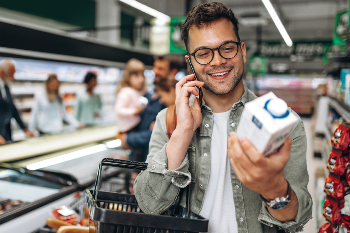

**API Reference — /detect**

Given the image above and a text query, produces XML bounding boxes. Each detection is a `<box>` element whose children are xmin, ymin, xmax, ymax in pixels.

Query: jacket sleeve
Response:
<box><xmin>12</xmin><ymin>100</ymin><xmax>26</xmax><ymax>130</ymax></box>
<box><xmin>258</xmin><ymin>115</ymin><xmax>313</xmax><ymax>232</ymax></box>
<box><xmin>134</xmin><ymin>109</ymin><xmax>192</xmax><ymax>214</ymax></box>
<box><xmin>126</xmin><ymin>130</ymin><xmax>152</xmax><ymax>148</ymax></box>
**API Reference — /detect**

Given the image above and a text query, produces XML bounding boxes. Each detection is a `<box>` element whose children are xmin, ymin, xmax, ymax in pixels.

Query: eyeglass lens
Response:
<box><xmin>194</xmin><ymin>42</ymin><xmax>239</xmax><ymax>65</ymax></box>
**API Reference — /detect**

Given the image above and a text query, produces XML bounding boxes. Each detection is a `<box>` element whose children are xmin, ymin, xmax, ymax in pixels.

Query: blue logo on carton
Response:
<box><xmin>252</xmin><ymin>116</ymin><xmax>262</xmax><ymax>129</ymax></box>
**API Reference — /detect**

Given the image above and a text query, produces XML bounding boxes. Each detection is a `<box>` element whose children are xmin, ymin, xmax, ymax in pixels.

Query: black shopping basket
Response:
<box><xmin>86</xmin><ymin>158</ymin><xmax>208</xmax><ymax>233</ymax></box>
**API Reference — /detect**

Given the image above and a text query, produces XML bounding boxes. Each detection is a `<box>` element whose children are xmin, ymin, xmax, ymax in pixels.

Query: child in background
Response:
<box><xmin>155</xmin><ymin>77</ymin><xmax>178</xmax><ymax>108</ymax></box>
<box><xmin>115</xmin><ymin>58</ymin><xmax>147</xmax><ymax>134</ymax></box>
<box><xmin>76</xmin><ymin>72</ymin><xmax>102</xmax><ymax>126</ymax></box>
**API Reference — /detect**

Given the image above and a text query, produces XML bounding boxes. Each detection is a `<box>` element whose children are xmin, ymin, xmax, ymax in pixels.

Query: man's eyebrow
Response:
<box><xmin>192</xmin><ymin>40</ymin><xmax>236</xmax><ymax>53</ymax></box>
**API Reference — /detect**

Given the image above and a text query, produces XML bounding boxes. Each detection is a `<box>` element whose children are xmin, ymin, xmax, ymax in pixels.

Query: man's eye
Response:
<box><xmin>197</xmin><ymin>52</ymin><xmax>210</xmax><ymax>57</ymax></box>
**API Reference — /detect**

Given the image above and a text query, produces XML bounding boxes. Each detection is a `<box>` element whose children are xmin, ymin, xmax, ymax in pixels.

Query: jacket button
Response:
<box><xmin>240</xmin><ymin>217</ymin><xmax>244</xmax><ymax>222</ymax></box>
<box><xmin>231</xmin><ymin>123</ymin><xmax>235</xmax><ymax>127</ymax></box>
<box><xmin>199</xmin><ymin>184</ymin><xmax>203</xmax><ymax>188</ymax></box>
<box><xmin>205</xmin><ymin>124</ymin><xmax>209</xmax><ymax>127</ymax></box>
<box><xmin>204</xmin><ymin>153</ymin><xmax>207</xmax><ymax>157</ymax></box>
<box><xmin>235</xmin><ymin>185</ymin><xmax>239</xmax><ymax>190</ymax></box>
<box><xmin>152</xmin><ymin>165</ymin><xmax>155</xmax><ymax>170</ymax></box>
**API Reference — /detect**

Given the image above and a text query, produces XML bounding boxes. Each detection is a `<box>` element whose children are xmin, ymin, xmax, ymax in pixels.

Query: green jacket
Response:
<box><xmin>134</xmin><ymin>85</ymin><xmax>312</xmax><ymax>233</ymax></box>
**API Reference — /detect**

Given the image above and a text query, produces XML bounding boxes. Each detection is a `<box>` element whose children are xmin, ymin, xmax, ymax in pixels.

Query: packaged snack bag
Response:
<box><xmin>323</xmin><ymin>197</ymin><xmax>342</xmax><ymax>225</ymax></box>
<box><xmin>327</xmin><ymin>149</ymin><xmax>350</xmax><ymax>176</ymax></box>
<box><xmin>340</xmin><ymin>223</ymin><xmax>350</xmax><ymax>233</ymax></box>
<box><xmin>324</xmin><ymin>174</ymin><xmax>346</xmax><ymax>200</ymax></box>
<box><xmin>332</xmin><ymin>123</ymin><xmax>350</xmax><ymax>152</ymax></box>
<box><xmin>318</xmin><ymin>222</ymin><xmax>336</xmax><ymax>233</ymax></box>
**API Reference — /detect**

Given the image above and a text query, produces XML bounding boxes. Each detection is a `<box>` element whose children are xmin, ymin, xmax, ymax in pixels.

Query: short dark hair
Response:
<box><xmin>84</xmin><ymin>72</ymin><xmax>97</xmax><ymax>84</ymax></box>
<box><xmin>154</xmin><ymin>55</ymin><xmax>183</xmax><ymax>71</ymax></box>
<box><xmin>155</xmin><ymin>76</ymin><xmax>179</xmax><ymax>93</ymax></box>
<box><xmin>181</xmin><ymin>2</ymin><xmax>240</xmax><ymax>52</ymax></box>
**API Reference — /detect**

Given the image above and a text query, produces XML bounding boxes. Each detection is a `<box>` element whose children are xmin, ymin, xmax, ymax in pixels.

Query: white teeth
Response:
<box><xmin>211</xmin><ymin>71</ymin><xmax>228</xmax><ymax>76</ymax></box>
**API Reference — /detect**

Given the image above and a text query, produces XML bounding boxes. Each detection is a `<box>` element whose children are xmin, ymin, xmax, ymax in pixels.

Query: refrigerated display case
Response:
<box><xmin>0</xmin><ymin>138</ymin><xmax>129</xmax><ymax>233</ymax></box>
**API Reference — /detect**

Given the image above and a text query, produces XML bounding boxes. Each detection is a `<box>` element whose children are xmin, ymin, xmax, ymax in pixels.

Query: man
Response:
<box><xmin>0</xmin><ymin>58</ymin><xmax>34</xmax><ymax>144</ymax></box>
<box><xmin>120</xmin><ymin>55</ymin><xmax>183</xmax><ymax>163</ymax></box>
<box><xmin>134</xmin><ymin>2</ymin><xmax>312</xmax><ymax>233</ymax></box>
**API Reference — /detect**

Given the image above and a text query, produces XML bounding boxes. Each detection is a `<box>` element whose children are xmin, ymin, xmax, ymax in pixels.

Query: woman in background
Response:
<box><xmin>115</xmin><ymin>58</ymin><xmax>147</xmax><ymax>134</ymax></box>
<box><xmin>29</xmin><ymin>74</ymin><xmax>82</xmax><ymax>134</ymax></box>
<box><xmin>76</xmin><ymin>72</ymin><xmax>102</xmax><ymax>126</ymax></box>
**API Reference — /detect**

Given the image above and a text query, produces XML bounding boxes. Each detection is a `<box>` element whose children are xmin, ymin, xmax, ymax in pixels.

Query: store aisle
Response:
<box><xmin>302</xmin><ymin>118</ymin><xmax>324</xmax><ymax>233</ymax></box>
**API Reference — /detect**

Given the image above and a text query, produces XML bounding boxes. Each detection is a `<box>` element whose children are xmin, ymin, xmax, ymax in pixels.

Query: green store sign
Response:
<box><xmin>249</xmin><ymin>56</ymin><xmax>268</xmax><ymax>75</ymax></box>
<box><xmin>169</xmin><ymin>17</ymin><xmax>187</xmax><ymax>54</ymax></box>
<box><xmin>334</xmin><ymin>10</ymin><xmax>348</xmax><ymax>46</ymax></box>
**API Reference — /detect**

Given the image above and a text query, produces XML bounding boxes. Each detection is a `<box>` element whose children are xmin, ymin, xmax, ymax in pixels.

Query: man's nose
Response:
<box><xmin>209</xmin><ymin>50</ymin><xmax>226</xmax><ymax>66</ymax></box>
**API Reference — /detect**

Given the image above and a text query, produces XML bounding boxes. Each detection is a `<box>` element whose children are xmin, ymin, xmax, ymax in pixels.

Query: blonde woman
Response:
<box><xmin>115</xmin><ymin>58</ymin><xmax>147</xmax><ymax>134</ymax></box>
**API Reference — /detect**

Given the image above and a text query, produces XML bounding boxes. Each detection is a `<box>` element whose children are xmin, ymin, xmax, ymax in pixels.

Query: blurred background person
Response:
<box><xmin>119</xmin><ymin>55</ymin><xmax>183</xmax><ymax>163</ymax></box>
<box><xmin>0</xmin><ymin>58</ymin><xmax>34</xmax><ymax>145</ymax></box>
<box><xmin>155</xmin><ymin>77</ymin><xmax>178</xmax><ymax>107</ymax></box>
<box><xmin>29</xmin><ymin>74</ymin><xmax>82</xmax><ymax>135</ymax></box>
<box><xmin>115</xmin><ymin>58</ymin><xmax>147</xmax><ymax>135</ymax></box>
<box><xmin>75</xmin><ymin>72</ymin><xmax>102</xmax><ymax>126</ymax></box>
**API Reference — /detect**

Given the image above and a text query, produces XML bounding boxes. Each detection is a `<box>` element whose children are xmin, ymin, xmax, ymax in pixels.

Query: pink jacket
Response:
<box><xmin>115</xmin><ymin>87</ymin><xmax>141</xmax><ymax>132</ymax></box>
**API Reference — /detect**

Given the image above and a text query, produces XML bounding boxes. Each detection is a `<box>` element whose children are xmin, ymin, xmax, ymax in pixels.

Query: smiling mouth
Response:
<box><xmin>208</xmin><ymin>69</ymin><xmax>232</xmax><ymax>79</ymax></box>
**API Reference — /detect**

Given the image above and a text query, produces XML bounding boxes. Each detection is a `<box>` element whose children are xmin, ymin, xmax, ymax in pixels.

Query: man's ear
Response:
<box><xmin>240</xmin><ymin>42</ymin><xmax>247</xmax><ymax>64</ymax></box>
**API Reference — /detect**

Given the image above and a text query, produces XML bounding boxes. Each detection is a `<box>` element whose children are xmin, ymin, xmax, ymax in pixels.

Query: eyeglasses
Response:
<box><xmin>189</xmin><ymin>41</ymin><xmax>241</xmax><ymax>65</ymax></box>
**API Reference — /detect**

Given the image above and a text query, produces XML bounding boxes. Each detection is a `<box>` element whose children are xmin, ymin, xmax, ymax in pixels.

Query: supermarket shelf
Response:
<box><xmin>328</xmin><ymin>97</ymin><xmax>350</xmax><ymax>122</ymax></box>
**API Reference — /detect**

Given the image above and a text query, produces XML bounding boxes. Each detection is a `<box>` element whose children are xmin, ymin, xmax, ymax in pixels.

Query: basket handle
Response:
<box><xmin>93</xmin><ymin>158</ymin><xmax>148</xmax><ymax>201</ymax></box>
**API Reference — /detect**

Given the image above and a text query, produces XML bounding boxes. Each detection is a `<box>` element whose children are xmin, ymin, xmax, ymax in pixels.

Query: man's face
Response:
<box><xmin>186</xmin><ymin>18</ymin><xmax>246</xmax><ymax>95</ymax></box>
<box><xmin>152</xmin><ymin>59</ymin><xmax>171</xmax><ymax>84</ymax></box>
<box><xmin>0</xmin><ymin>65</ymin><xmax>16</xmax><ymax>81</ymax></box>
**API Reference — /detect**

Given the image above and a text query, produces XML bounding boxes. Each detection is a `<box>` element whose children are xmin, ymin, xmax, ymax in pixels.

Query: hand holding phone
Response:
<box><xmin>187</xmin><ymin>58</ymin><xmax>203</xmax><ymax>107</ymax></box>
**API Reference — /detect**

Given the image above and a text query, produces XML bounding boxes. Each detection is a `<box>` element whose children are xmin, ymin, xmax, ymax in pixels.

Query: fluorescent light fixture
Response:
<box><xmin>27</xmin><ymin>144</ymin><xmax>107</xmax><ymax>170</ymax></box>
<box><xmin>262</xmin><ymin>0</ymin><xmax>293</xmax><ymax>47</ymax></box>
<box><xmin>106</xmin><ymin>139</ymin><xmax>122</xmax><ymax>149</ymax></box>
<box><xmin>120</xmin><ymin>0</ymin><xmax>170</xmax><ymax>22</ymax></box>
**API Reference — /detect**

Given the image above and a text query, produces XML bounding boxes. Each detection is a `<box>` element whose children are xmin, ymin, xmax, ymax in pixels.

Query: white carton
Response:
<box><xmin>236</xmin><ymin>92</ymin><xmax>298</xmax><ymax>156</ymax></box>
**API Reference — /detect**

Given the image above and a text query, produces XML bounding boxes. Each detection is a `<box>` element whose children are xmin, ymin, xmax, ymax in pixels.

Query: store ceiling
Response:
<box><xmin>138</xmin><ymin>0</ymin><xmax>348</xmax><ymax>43</ymax></box>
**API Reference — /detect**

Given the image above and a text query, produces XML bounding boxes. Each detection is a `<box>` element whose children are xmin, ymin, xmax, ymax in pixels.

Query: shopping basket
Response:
<box><xmin>86</xmin><ymin>158</ymin><xmax>208</xmax><ymax>233</ymax></box>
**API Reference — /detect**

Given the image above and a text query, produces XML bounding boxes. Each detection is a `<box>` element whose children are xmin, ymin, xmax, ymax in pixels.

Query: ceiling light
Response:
<box><xmin>26</xmin><ymin>144</ymin><xmax>107</xmax><ymax>170</ymax></box>
<box><xmin>262</xmin><ymin>0</ymin><xmax>293</xmax><ymax>47</ymax></box>
<box><xmin>120</xmin><ymin>0</ymin><xmax>170</xmax><ymax>22</ymax></box>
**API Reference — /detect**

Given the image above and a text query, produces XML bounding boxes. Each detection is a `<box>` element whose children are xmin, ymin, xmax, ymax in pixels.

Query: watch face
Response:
<box><xmin>271</xmin><ymin>201</ymin><xmax>290</xmax><ymax>210</ymax></box>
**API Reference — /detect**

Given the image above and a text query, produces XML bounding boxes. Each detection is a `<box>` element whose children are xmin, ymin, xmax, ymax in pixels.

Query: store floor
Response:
<box><xmin>302</xmin><ymin>118</ymin><xmax>323</xmax><ymax>233</ymax></box>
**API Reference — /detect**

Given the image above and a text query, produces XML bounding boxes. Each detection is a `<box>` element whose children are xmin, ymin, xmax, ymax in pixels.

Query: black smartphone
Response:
<box><xmin>187</xmin><ymin>58</ymin><xmax>203</xmax><ymax>107</ymax></box>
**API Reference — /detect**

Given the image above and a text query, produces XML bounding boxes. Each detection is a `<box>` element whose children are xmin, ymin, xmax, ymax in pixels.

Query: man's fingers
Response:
<box><xmin>227</xmin><ymin>132</ymin><xmax>254</xmax><ymax>172</ymax></box>
<box><xmin>182</xmin><ymin>80</ymin><xmax>204</xmax><ymax>88</ymax></box>
<box><xmin>176</xmin><ymin>74</ymin><xmax>195</xmax><ymax>97</ymax></box>
<box><xmin>269</xmin><ymin>136</ymin><xmax>292</xmax><ymax>163</ymax></box>
<box><xmin>193</xmin><ymin>96</ymin><xmax>201</xmax><ymax>111</ymax></box>
<box><xmin>240</xmin><ymin>137</ymin><xmax>267</xmax><ymax>167</ymax></box>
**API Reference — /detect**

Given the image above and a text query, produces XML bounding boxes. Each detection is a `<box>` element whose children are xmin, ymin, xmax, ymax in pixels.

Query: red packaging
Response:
<box><xmin>343</xmin><ymin>215</ymin><xmax>350</xmax><ymax>226</ymax></box>
<box><xmin>324</xmin><ymin>174</ymin><xmax>346</xmax><ymax>200</ymax></box>
<box><xmin>327</xmin><ymin>149</ymin><xmax>350</xmax><ymax>176</ymax></box>
<box><xmin>318</xmin><ymin>222</ymin><xmax>336</xmax><ymax>233</ymax></box>
<box><xmin>323</xmin><ymin>197</ymin><xmax>342</xmax><ymax>225</ymax></box>
<box><xmin>331</xmin><ymin>124</ymin><xmax>350</xmax><ymax>151</ymax></box>
<box><xmin>341</xmin><ymin>223</ymin><xmax>350</xmax><ymax>232</ymax></box>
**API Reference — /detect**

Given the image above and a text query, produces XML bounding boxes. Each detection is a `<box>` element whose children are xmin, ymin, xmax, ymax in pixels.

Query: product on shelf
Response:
<box><xmin>324</xmin><ymin>174</ymin><xmax>346</xmax><ymax>200</ymax></box>
<box><xmin>323</xmin><ymin>197</ymin><xmax>342</xmax><ymax>225</ymax></box>
<box><xmin>327</xmin><ymin>149</ymin><xmax>350</xmax><ymax>176</ymax></box>
<box><xmin>52</xmin><ymin>205</ymin><xmax>80</xmax><ymax>225</ymax></box>
<box><xmin>341</xmin><ymin>222</ymin><xmax>350</xmax><ymax>232</ymax></box>
<box><xmin>0</xmin><ymin>199</ymin><xmax>26</xmax><ymax>215</ymax></box>
<box><xmin>318</xmin><ymin>222</ymin><xmax>337</xmax><ymax>233</ymax></box>
<box><xmin>331</xmin><ymin>123</ymin><xmax>350</xmax><ymax>152</ymax></box>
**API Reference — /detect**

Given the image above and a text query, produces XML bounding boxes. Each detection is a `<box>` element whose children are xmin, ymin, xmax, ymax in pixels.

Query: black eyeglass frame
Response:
<box><xmin>188</xmin><ymin>41</ymin><xmax>242</xmax><ymax>65</ymax></box>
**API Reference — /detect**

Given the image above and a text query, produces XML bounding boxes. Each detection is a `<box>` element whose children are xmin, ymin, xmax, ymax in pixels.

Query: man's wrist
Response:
<box><xmin>260</xmin><ymin>177</ymin><xmax>288</xmax><ymax>201</ymax></box>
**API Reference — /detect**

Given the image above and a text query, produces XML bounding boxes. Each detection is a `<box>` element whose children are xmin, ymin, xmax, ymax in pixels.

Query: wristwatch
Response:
<box><xmin>260</xmin><ymin>180</ymin><xmax>291</xmax><ymax>210</ymax></box>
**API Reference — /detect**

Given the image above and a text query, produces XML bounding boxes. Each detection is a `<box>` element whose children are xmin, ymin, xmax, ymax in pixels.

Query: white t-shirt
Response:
<box><xmin>199</xmin><ymin>110</ymin><xmax>238</xmax><ymax>233</ymax></box>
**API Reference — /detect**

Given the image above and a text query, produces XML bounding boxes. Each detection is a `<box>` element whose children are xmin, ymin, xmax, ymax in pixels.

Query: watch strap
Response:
<box><xmin>260</xmin><ymin>180</ymin><xmax>291</xmax><ymax>207</ymax></box>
